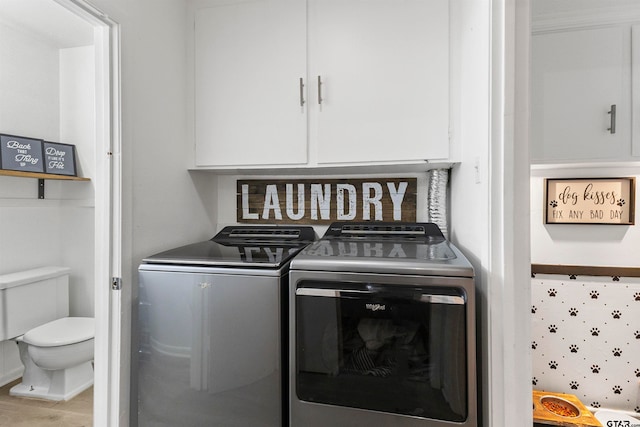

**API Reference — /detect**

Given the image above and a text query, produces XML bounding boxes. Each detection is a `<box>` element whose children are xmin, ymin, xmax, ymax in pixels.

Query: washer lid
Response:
<box><xmin>23</xmin><ymin>317</ymin><xmax>94</xmax><ymax>347</ymax></box>
<box><xmin>143</xmin><ymin>226</ymin><xmax>316</xmax><ymax>268</ymax></box>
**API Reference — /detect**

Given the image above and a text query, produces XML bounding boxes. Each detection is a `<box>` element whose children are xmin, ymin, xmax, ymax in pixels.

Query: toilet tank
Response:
<box><xmin>0</xmin><ymin>267</ymin><xmax>70</xmax><ymax>341</ymax></box>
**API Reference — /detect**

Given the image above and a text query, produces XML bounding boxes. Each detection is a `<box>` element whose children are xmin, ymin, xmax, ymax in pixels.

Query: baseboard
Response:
<box><xmin>0</xmin><ymin>367</ymin><xmax>23</xmax><ymax>388</ymax></box>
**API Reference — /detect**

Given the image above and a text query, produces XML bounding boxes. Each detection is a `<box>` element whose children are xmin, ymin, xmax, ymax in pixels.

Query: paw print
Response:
<box><xmin>549</xmin><ymin>361</ymin><xmax>558</xmax><ymax>369</ymax></box>
<box><xmin>617</xmin><ymin>199</ymin><xmax>626</xmax><ymax>207</ymax></box>
<box><xmin>612</xmin><ymin>310</ymin><xmax>622</xmax><ymax>319</ymax></box>
<box><xmin>591</xmin><ymin>327</ymin><xmax>600</xmax><ymax>336</ymax></box>
<box><xmin>634</xmin><ymin>292</ymin><xmax>640</xmax><ymax>301</ymax></box>
<box><xmin>550</xmin><ymin>200</ymin><xmax>558</xmax><ymax>208</ymax></box>
<box><xmin>613</xmin><ymin>385</ymin><xmax>622</xmax><ymax>394</ymax></box>
<box><xmin>635</xmin><ymin>368</ymin><xmax>640</xmax><ymax>378</ymax></box>
<box><xmin>548</xmin><ymin>288</ymin><xmax>557</xmax><ymax>297</ymax></box>
<box><xmin>569</xmin><ymin>381</ymin><xmax>579</xmax><ymax>390</ymax></box>
<box><xmin>532</xmin><ymin>341</ymin><xmax>537</xmax><ymax>350</ymax></box>
<box><xmin>532</xmin><ymin>377</ymin><xmax>538</xmax><ymax>386</ymax></box>
<box><xmin>592</xmin><ymin>402</ymin><xmax>601</xmax><ymax>409</ymax></box>
<box><xmin>590</xmin><ymin>290</ymin><xmax>599</xmax><ymax>299</ymax></box>
<box><xmin>612</xmin><ymin>347</ymin><xmax>622</xmax><ymax>357</ymax></box>
<box><xmin>549</xmin><ymin>324</ymin><xmax>558</xmax><ymax>333</ymax></box>
<box><xmin>612</xmin><ymin>276</ymin><xmax>620</xmax><ymax>282</ymax></box>
<box><xmin>569</xmin><ymin>344</ymin><xmax>579</xmax><ymax>353</ymax></box>
<box><xmin>635</xmin><ymin>330</ymin><xmax>640</xmax><ymax>339</ymax></box>
<box><xmin>635</xmin><ymin>407</ymin><xmax>640</xmax><ymax>413</ymax></box>
<box><xmin>569</xmin><ymin>274</ymin><xmax>577</xmax><ymax>280</ymax></box>
<box><xmin>569</xmin><ymin>307</ymin><xmax>578</xmax><ymax>316</ymax></box>
<box><xmin>532</xmin><ymin>305</ymin><xmax>537</xmax><ymax>314</ymax></box>
<box><xmin>591</xmin><ymin>365</ymin><xmax>600</xmax><ymax>374</ymax></box>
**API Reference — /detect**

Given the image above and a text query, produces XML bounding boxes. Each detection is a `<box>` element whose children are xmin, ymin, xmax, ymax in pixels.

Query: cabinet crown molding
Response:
<box><xmin>533</xmin><ymin>5</ymin><xmax>640</xmax><ymax>33</ymax></box>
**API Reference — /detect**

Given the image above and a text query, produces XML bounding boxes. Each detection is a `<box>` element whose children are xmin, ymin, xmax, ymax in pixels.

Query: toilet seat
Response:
<box><xmin>23</xmin><ymin>317</ymin><xmax>94</xmax><ymax>347</ymax></box>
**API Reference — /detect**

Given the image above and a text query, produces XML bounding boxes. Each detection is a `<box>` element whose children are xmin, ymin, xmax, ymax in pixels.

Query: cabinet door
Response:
<box><xmin>309</xmin><ymin>0</ymin><xmax>449</xmax><ymax>164</ymax></box>
<box><xmin>194</xmin><ymin>0</ymin><xmax>307</xmax><ymax>167</ymax></box>
<box><xmin>531</xmin><ymin>27</ymin><xmax>630</xmax><ymax>163</ymax></box>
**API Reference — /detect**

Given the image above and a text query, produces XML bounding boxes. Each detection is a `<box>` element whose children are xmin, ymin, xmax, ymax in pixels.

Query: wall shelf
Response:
<box><xmin>0</xmin><ymin>170</ymin><xmax>90</xmax><ymax>199</ymax></box>
<box><xmin>0</xmin><ymin>170</ymin><xmax>90</xmax><ymax>181</ymax></box>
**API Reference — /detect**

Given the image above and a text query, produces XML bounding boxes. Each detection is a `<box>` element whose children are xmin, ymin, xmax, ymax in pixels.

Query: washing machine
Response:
<box><xmin>134</xmin><ymin>225</ymin><xmax>315</xmax><ymax>427</ymax></box>
<box><xmin>289</xmin><ymin>222</ymin><xmax>477</xmax><ymax>427</ymax></box>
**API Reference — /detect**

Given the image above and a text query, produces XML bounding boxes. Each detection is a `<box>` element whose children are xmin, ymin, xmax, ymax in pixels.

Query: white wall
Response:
<box><xmin>60</xmin><ymin>46</ymin><xmax>96</xmax><ymax>317</ymax></box>
<box><xmin>449</xmin><ymin>0</ymin><xmax>491</xmax><ymax>424</ymax></box>
<box><xmin>0</xmin><ymin>20</ymin><xmax>59</xmax><ymax>138</ymax></box>
<box><xmin>531</xmin><ymin>165</ymin><xmax>640</xmax><ymax>267</ymax></box>
<box><xmin>530</xmin><ymin>165</ymin><xmax>640</xmax><ymax>416</ymax></box>
<box><xmin>451</xmin><ymin>1</ymin><xmax>533</xmax><ymax>427</ymax></box>
<box><xmin>85</xmin><ymin>1</ymin><xmax>216</xmax><ymax>423</ymax></box>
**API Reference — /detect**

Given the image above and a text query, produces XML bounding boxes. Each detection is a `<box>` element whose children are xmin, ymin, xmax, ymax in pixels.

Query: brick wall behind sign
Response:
<box><xmin>531</xmin><ymin>274</ymin><xmax>640</xmax><ymax>414</ymax></box>
<box><xmin>236</xmin><ymin>178</ymin><xmax>417</xmax><ymax>224</ymax></box>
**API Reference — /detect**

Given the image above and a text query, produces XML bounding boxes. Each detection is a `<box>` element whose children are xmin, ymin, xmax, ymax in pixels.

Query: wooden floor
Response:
<box><xmin>0</xmin><ymin>379</ymin><xmax>93</xmax><ymax>426</ymax></box>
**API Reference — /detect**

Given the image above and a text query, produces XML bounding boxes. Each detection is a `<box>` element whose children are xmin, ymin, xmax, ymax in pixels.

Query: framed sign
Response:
<box><xmin>237</xmin><ymin>178</ymin><xmax>417</xmax><ymax>224</ymax></box>
<box><xmin>0</xmin><ymin>133</ymin><xmax>45</xmax><ymax>173</ymax></box>
<box><xmin>545</xmin><ymin>177</ymin><xmax>635</xmax><ymax>225</ymax></box>
<box><xmin>43</xmin><ymin>141</ymin><xmax>77</xmax><ymax>176</ymax></box>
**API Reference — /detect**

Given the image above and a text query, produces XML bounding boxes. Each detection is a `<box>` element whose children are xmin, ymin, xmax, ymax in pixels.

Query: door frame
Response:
<box><xmin>53</xmin><ymin>0</ymin><xmax>122</xmax><ymax>425</ymax></box>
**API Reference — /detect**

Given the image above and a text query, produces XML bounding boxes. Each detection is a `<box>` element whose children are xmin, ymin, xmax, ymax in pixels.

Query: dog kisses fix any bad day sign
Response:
<box><xmin>545</xmin><ymin>178</ymin><xmax>635</xmax><ymax>225</ymax></box>
<box><xmin>237</xmin><ymin>178</ymin><xmax>417</xmax><ymax>225</ymax></box>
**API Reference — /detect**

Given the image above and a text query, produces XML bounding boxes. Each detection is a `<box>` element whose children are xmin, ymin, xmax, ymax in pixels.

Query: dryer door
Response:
<box><xmin>295</xmin><ymin>280</ymin><xmax>468</xmax><ymax>422</ymax></box>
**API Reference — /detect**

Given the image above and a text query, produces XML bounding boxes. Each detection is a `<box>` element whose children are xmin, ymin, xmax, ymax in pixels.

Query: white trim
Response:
<box><xmin>531</xmin><ymin>161</ymin><xmax>640</xmax><ymax>171</ymax></box>
<box><xmin>633</xmin><ymin>25</ymin><xmax>640</xmax><ymax>158</ymax></box>
<box><xmin>108</xmin><ymin>18</ymin><xmax>123</xmax><ymax>427</ymax></box>
<box><xmin>487</xmin><ymin>1</ymin><xmax>532</xmax><ymax>426</ymax></box>
<box><xmin>49</xmin><ymin>1</ymin><xmax>121</xmax><ymax>426</ymax></box>
<box><xmin>532</xmin><ymin>4</ymin><xmax>640</xmax><ymax>34</ymax></box>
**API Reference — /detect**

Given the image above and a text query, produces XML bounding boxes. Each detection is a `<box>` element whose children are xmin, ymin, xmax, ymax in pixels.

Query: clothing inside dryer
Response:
<box><xmin>296</xmin><ymin>282</ymin><xmax>468</xmax><ymax>421</ymax></box>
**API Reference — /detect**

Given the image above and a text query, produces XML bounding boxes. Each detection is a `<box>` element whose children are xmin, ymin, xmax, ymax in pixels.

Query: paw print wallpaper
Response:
<box><xmin>532</xmin><ymin>275</ymin><xmax>640</xmax><ymax>413</ymax></box>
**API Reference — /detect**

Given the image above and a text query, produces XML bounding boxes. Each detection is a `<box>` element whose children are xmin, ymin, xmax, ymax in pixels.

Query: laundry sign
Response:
<box><xmin>237</xmin><ymin>178</ymin><xmax>417</xmax><ymax>224</ymax></box>
<box><xmin>544</xmin><ymin>177</ymin><xmax>636</xmax><ymax>225</ymax></box>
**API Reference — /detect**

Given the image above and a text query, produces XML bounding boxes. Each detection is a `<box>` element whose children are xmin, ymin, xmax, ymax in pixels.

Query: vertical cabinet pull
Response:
<box><xmin>299</xmin><ymin>78</ymin><xmax>305</xmax><ymax>107</ymax></box>
<box><xmin>608</xmin><ymin>104</ymin><xmax>616</xmax><ymax>134</ymax></box>
<box><xmin>317</xmin><ymin>75</ymin><xmax>323</xmax><ymax>105</ymax></box>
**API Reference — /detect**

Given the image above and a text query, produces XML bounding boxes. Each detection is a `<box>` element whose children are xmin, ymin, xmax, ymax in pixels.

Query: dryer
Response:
<box><xmin>289</xmin><ymin>222</ymin><xmax>477</xmax><ymax>427</ymax></box>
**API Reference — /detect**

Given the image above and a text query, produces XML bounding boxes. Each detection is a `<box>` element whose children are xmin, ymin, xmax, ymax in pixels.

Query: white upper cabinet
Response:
<box><xmin>531</xmin><ymin>26</ymin><xmax>631</xmax><ymax>163</ymax></box>
<box><xmin>194</xmin><ymin>0</ymin><xmax>307</xmax><ymax>167</ymax></box>
<box><xmin>192</xmin><ymin>0</ymin><xmax>449</xmax><ymax>169</ymax></box>
<box><xmin>308</xmin><ymin>0</ymin><xmax>449</xmax><ymax>165</ymax></box>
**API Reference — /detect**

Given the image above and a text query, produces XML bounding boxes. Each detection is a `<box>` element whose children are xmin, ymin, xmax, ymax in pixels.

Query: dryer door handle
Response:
<box><xmin>296</xmin><ymin>288</ymin><xmax>369</xmax><ymax>298</ymax></box>
<box><xmin>296</xmin><ymin>288</ymin><xmax>464</xmax><ymax>305</ymax></box>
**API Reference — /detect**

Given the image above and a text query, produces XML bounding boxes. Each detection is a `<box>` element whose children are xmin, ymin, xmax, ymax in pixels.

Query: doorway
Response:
<box><xmin>0</xmin><ymin>0</ymin><xmax>121</xmax><ymax>425</ymax></box>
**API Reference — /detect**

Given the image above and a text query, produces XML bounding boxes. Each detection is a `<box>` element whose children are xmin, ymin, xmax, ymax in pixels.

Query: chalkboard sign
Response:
<box><xmin>43</xmin><ymin>141</ymin><xmax>77</xmax><ymax>176</ymax></box>
<box><xmin>0</xmin><ymin>133</ymin><xmax>45</xmax><ymax>173</ymax></box>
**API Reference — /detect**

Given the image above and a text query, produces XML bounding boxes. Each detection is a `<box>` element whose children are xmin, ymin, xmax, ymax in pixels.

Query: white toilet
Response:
<box><xmin>0</xmin><ymin>266</ymin><xmax>95</xmax><ymax>401</ymax></box>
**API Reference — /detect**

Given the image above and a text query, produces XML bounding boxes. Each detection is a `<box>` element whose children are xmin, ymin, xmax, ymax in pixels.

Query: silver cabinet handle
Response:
<box><xmin>317</xmin><ymin>75</ymin><xmax>323</xmax><ymax>105</ymax></box>
<box><xmin>608</xmin><ymin>104</ymin><xmax>616</xmax><ymax>134</ymax></box>
<box><xmin>299</xmin><ymin>78</ymin><xmax>305</xmax><ymax>107</ymax></box>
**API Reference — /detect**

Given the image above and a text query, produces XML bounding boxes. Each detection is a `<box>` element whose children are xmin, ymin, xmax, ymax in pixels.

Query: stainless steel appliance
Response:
<box><xmin>134</xmin><ymin>226</ymin><xmax>315</xmax><ymax>427</ymax></box>
<box><xmin>289</xmin><ymin>222</ymin><xmax>476</xmax><ymax>427</ymax></box>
